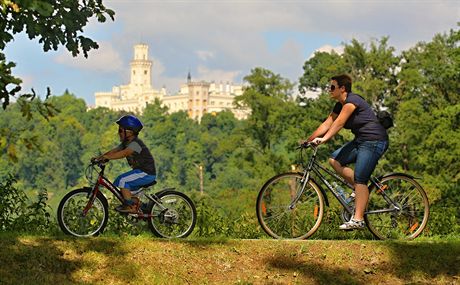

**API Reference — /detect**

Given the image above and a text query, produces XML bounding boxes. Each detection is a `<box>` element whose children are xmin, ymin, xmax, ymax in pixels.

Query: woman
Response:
<box><xmin>306</xmin><ymin>74</ymin><xmax>389</xmax><ymax>230</ymax></box>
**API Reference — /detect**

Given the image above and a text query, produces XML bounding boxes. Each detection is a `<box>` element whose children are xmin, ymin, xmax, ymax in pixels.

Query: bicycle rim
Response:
<box><xmin>256</xmin><ymin>173</ymin><xmax>324</xmax><ymax>239</ymax></box>
<box><xmin>148</xmin><ymin>191</ymin><xmax>196</xmax><ymax>238</ymax></box>
<box><xmin>58</xmin><ymin>190</ymin><xmax>108</xmax><ymax>237</ymax></box>
<box><xmin>365</xmin><ymin>175</ymin><xmax>429</xmax><ymax>240</ymax></box>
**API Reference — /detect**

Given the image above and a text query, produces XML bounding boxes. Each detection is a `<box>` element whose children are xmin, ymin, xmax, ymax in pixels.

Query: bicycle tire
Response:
<box><xmin>256</xmin><ymin>172</ymin><xmax>325</xmax><ymax>239</ymax></box>
<box><xmin>147</xmin><ymin>190</ymin><xmax>196</xmax><ymax>238</ymax></box>
<box><xmin>365</xmin><ymin>174</ymin><xmax>430</xmax><ymax>240</ymax></box>
<box><xmin>57</xmin><ymin>188</ymin><xmax>109</xmax><ymax>237</ymax></box>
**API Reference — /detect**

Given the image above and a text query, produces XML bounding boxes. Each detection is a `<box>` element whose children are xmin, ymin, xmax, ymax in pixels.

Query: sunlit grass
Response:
<box><xmin>0</xmin><ymin>233</ymin><xmax>458</xmax><ymax>285</ymax></box>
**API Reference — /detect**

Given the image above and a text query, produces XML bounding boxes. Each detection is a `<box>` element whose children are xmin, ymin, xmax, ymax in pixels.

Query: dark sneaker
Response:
<box><xmin>339</xmin><ymin>218</ymin><xmax>366</xmax><ymax>230</ymax></box>
<box><xmin>116</xmin><ymin>204</ymin><xmax>138</xmax><ymax>214</ymax></box>
<box><xmin>140</xmin><ymin>202</ymin><xmax>149</xmax><ymax>212</ymax></box>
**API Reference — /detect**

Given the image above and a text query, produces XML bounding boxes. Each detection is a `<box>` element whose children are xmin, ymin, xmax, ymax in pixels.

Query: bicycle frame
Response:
<box><xmin>82</xmin><ymin>163</ymin><xmax>165</xmax><ymax>219</ymax></box>
<box><xmin>291</xmin><ymin>144</ymin><xmax>398</xmax><ymax>216</ymax></box>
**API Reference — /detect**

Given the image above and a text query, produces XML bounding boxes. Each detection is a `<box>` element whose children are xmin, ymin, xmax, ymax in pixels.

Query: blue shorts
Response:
<box><xmin>114</xmin><ymin>169</ymin><xmax>156</xmax><ymax>194</ymax></box>
<box><xmin>331</xmin><ymin>140</ymin><xmax>388</xmax><ymax>185</ymax></box>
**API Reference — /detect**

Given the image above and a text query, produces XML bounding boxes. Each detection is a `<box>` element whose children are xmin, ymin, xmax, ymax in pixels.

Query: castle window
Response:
<box><xmin>144</xmin><ymin>70</ymin><xmax>147</xmax><ymax>75</ymax></box>
<box><xmin>133</xmin><ymin>71</ymin><xmax>136</xmax><ymax>75</ymax></box>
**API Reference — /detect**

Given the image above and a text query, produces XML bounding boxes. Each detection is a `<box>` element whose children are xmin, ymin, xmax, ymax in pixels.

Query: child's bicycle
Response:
<box><xmin>57</xmin><ymin>160</ymin><xmax>197</xmax><ymax>238</ymax></box>
<box><xmin>256</xmin><ymin>142</ymin><xmax>430</xmax><ymax>240</ymax></box>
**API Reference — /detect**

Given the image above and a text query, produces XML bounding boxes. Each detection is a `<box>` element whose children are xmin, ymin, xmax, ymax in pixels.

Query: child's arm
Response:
<box><xmin>101</xmin><ymin>148</ymin><xmax>134</xmax><ymax>160</ymax></box>
<box><xmin>92</xmin><ymin>146</ymin><xmax>123</xmax><ymax>161</ymax></box>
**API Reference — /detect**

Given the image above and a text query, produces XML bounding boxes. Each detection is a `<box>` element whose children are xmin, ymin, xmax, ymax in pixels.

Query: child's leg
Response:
<box><xmin>121</xmin><ymin>188</ymin><xmax>132</xmax><ymax>201</ymax></box>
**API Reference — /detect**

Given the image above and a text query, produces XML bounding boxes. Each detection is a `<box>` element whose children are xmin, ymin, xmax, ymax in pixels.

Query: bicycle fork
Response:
<box><xmin>289</xmin><ymin>171</ymin><xmax>311</xmax><ymax>210</ymax></box>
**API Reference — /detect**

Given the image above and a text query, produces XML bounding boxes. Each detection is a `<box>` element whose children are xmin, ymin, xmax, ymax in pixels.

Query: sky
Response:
<box><xmin>4</xmin><ymin>0</ymin><xmax>459</xmax><ymax>106</ymax></box>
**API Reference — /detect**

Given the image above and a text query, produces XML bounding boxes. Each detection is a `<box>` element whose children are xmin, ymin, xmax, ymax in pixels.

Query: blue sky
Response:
<box><xmin>4</xmin><ymin>0</ymin><xmax>459</xmax><ymax>105</ymax></box>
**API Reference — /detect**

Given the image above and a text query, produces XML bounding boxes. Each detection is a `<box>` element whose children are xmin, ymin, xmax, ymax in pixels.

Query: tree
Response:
<box><xmin>235</xmin><ymin>67</ymin><xmax>294</xmax><ymax>152</ymax></box>
<box><xmin>0</xmin><ymin>0</ymin><xmax>114</xmax><ymax>110</ymax></box>
<box><xmin>298</xmin><ymin>50</ymin><xmax>345</xmax><ymax>94</ymax></box>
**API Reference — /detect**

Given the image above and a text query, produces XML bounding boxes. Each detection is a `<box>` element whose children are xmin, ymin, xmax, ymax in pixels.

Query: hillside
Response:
<box><xmin>0</xmin><ymin>234</ymin><xmax>458</xmax><ymax>285</ymax></box>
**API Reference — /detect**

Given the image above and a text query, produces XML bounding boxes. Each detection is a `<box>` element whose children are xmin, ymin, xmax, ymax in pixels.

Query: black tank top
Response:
<box><xmin>332</xmin><ymin>92</ymin><xmax>388</xmax><ymax>142</ymax></box>
<box><xmin>123</xmin><ymin>138</ymin><xmax>156</xmax><ymax>175</ymax></box>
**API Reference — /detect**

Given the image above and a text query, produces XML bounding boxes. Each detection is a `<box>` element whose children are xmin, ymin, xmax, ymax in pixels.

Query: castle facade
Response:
<box><xmin>94</xmin><ymin>44</ymin><xmax>248</xmax><ymax>120</ymax></box>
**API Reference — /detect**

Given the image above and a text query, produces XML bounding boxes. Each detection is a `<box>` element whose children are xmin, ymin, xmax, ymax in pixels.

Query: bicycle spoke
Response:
<box><xmin>365</xmin><ymin>175</ymin><xmax>429</xmax><ymax>240</ymax></box>
<box><xmin>58</xmin><ymin>189</ymin><xmax>108</xmax><ymax>237</ymax></box>
<box><xmin>148</xmin><ymin>191</ymin><xmax>196</xmax><ymax>238</ymax></box>
<box><xmin>257</xmin><ymin>173</ymin><xmax>324</xmax><ymax>239</ymax></box>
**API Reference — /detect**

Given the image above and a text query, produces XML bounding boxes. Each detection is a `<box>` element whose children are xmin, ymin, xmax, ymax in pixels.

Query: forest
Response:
<box><xmin>0</xmin><ymin>27</ymin><xmax>458</xmax><ymax>239</ymax></box>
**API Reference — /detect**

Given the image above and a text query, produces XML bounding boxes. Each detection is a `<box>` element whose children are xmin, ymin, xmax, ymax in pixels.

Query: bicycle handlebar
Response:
<box><xmin>297</xmin><ymin>141</ymin><xmax>317</xmax><ymax>150</ymax></box>
<box><xmin>90</xmin><ymin>158</ymin><xmax>109</xmax><ymax>166</ymax></box>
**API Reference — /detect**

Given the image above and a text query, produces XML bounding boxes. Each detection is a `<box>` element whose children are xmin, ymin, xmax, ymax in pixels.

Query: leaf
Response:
<box><xmin>30</xmin><ymin>1</ymin><xmax>54</xmax><ymax>17</ymax></box>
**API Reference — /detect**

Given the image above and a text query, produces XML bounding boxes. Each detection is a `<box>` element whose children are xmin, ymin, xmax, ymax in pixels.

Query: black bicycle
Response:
<box><xmin>256</xmin><ymin>143</ymin><xmax>429</xmax><ymax>240</ymax></box>
<box><xmin>57</xmin><ymin>160</ymin><xmax>197</xmax><ymax>238</ymax></box>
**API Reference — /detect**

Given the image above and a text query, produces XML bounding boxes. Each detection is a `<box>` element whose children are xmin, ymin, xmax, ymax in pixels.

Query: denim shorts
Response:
<box><xmin>114</xmin><ymin>169</ymin><xmax>156</xmax><ymax>193</ymax></box>
<box><xmin>331</xmin><ymin>140</ymin><xmax>389</xmax><ymax>184</ymax></box>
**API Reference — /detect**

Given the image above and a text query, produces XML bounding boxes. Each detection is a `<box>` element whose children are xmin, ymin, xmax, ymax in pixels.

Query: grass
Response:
<box><xmin>0</xmin><ymin>233</ymin><xmax>458</xmax><ymax>285</ymax></box>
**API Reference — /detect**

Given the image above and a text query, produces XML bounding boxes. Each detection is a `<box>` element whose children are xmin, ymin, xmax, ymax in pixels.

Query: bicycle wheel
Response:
<box><xmin>256</xmin><ymin>172</ymin><xmax>325</xmax><ymax>239</ymax></box>
<box><xmin>57</xmin><ymin>188</ymin><xmax>109</xmax><ymax>237</ymax></box>
<box><xmin>147</xmin><ymin>190</ymin><xmax>196</xmax><ymax>238</ymax></box>
<box><xmin>365</xmin><ymin>174</ymin><xmax>429</xmax><ymax>240</ymax></box>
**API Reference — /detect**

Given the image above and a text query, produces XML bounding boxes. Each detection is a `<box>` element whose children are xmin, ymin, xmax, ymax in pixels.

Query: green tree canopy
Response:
<box><xmin>0</xmin><ymin>0</ymin><xmax>114</xmax><ymax>109</ymax></box>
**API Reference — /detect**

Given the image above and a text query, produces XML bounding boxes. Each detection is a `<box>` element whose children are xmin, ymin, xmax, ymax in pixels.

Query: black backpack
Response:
<box><xmin>376</xmin><ymin>110</ymin><xmax>394</xmax><ymax>129</ymax></box>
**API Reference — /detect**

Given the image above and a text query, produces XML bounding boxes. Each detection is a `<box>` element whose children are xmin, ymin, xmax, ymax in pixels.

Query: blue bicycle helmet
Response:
<box><xmin>116</xmin><ymin>115</ymin><xmax>143</xmax><ymax>134</ymax></box>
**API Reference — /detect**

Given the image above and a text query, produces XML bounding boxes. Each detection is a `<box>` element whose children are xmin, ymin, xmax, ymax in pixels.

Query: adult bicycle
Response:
<box><xmin>57</xmin><ymin>160</ymin><xmax>197</xmax><ymax>238</ymax></box>
<box><xmin>256</xmin><ymin>143</ymin><xmax>429</xmax><ymax>240</ymax></box>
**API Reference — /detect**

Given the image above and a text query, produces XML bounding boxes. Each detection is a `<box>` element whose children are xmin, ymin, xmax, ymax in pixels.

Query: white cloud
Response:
<box><xmin>196</xmin><ymin>65</ymin><xmax>241</xmax><ymax>83</ymax></box>
<box><xmin>308</xmin><ymin>45</ymin><xmax>345</xmax><ymax>59</ymax></box>
<box><xmin>17</xmin><ymin>74</ymin><xmax>35</xmax><ymax>93</ymax></box>
<box><xmin>54</xmin><ymin>41</ymin><xmax>124</xmax><ymax>73</ymax></box>
<box><xmin>106</xmin><ymin>1</ymin><xmax>457</xmax><ymax>88</ymax></box>
<box><xmin>9</xmin><ymin>1</ymin><xmax>457</xmax><ymax>104</ymax></box>
<box><xmin>196</xmin><ymin>50</ymin><xmax>215</xmax><ymax>61</ymax></box>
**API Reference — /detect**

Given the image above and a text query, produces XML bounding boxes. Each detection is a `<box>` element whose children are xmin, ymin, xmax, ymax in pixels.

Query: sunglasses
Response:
<box><xmin>329</xmin><ymin>85</ymin><xmax>338</xmax><ymax>91</ymax></box>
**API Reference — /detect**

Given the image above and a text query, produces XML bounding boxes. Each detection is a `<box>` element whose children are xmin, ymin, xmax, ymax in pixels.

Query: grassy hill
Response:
<box><xmin>0</xmin><ymin>234</ymin><xmax>458</xmax><ymax>285</ymax></box>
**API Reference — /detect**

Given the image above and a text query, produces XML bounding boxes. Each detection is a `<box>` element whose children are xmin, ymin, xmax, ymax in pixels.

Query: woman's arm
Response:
<box><xmin>312</xmin><ymin>103</ymin><xmax>356</xmax><ymax>144</ymax></box>
<box><xmin>306</xmin><ymin>112</ymin><xmax>337</xmax><ymax>142</ymax></box>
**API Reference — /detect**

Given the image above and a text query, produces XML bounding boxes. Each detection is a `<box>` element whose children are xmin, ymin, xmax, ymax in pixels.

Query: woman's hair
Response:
<box><xmin>331</xmin><ymin>74</ymin><xmax>352</xmax><ymax>92</ymax></box>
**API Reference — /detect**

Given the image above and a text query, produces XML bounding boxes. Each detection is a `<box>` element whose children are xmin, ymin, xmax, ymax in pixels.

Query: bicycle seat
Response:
<box><xmin>140</xmin><ymin>180</ymin><xmax>157</xmax><ymax>189</ymax></box>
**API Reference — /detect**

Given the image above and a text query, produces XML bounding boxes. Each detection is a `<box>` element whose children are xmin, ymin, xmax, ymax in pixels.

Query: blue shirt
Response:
<box><xmin>332</xmin><ymin>92</ymin><xmax>388</xmax><ymax>142</ymax></box>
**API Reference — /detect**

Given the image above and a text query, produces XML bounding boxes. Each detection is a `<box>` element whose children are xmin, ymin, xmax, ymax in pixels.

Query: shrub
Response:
<box><xmin>0</xmin><ymin>174</ymin><xmax>52</xmax><ymax>233</ymax></box>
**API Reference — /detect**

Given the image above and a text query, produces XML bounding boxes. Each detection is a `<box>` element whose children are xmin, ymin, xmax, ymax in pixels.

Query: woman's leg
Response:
<box><xmin>352</xmin><ymin>141</ymin><xmax>388</xmax><ymax>221</ymax></box>
<box><xmin>353</xmin><ymin>183</ymin><xmax>369</xmax><ymax>220</ymax></box>
<box><xmin>329</xmin><ymin>158</ymin><xmax>355</xmax><ymax>185</ymax></box>
<box><xmin>329</xmin><ymin>141</ymin><xmax>358</xmax><ymax>185</ymax></box>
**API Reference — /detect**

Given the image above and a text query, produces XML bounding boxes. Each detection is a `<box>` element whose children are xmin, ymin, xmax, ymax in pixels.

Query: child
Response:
<box><xmin>93</xmin><ymin>115</ymin><xmax>156</xmax><ymax>213</ymax></box>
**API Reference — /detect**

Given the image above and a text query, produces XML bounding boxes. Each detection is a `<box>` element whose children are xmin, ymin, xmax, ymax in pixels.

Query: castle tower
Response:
<box><xmin>130</xmin><ymin>44</ymin><xmax>152</xmax><ymax>89</ymax></box>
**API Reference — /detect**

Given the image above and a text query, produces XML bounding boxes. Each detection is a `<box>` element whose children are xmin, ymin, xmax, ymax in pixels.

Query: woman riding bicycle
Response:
<box><xmin>92</xmin><ymin>115</ymin><xmax>156</xmax><ymax>214</ymax></box>
<box><xmin>304</xmin><ymin>74</ymin><xmax>389</xmax><ymax>230</ymax></box>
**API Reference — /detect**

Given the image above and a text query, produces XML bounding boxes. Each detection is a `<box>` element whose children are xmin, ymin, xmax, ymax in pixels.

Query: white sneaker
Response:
<box><xmin>339</xmin><ymin>218</ymin><xmax>366</xmax><ymax>230</ymax></box>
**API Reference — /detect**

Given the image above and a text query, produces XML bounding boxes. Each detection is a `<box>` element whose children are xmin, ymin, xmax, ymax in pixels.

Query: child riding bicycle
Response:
<box><xmin>92</xmin><ymin>114</ymin><xmax>156</xmax><ymax>214</ymax></box>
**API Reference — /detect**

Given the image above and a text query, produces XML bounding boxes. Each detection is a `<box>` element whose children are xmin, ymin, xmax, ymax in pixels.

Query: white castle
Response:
<box><xmin>95</xmin><ymin>44</ymin><xmax>248</xmax><ymax>120</ymax></box>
